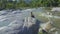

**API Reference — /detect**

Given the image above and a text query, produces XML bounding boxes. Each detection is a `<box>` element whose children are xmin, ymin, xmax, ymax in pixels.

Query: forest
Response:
<box><xmin>0</xmin><ymin>0</ymin><xmax>60</xmax><ymax>9</ymax></box>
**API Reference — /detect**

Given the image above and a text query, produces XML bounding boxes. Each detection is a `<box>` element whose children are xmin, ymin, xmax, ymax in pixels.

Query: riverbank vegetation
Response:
<box><xmin>0</xmin><ymin>0</ymin><xmax>60</xmax><ymax>9</ymax></box>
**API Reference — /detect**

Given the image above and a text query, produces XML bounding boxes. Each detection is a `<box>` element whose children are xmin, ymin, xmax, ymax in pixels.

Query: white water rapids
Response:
<box><xmin>0</xmin><ymin>8</ymin><xmax>60</xmax><ymax>34</ymax></box>
<box><xmin>0</xmin><ymin>9</ymin><xmax>41</xmax><ymax>34</ymax></box>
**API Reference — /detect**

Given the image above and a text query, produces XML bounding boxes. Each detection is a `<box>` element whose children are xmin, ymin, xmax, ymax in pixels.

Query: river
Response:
<box><xmin>0</xmin><ymin>8</ymin><xmax>60</xmax><ymax>34</ymax></box>
<box><xmin>0</xmin><ymin>8</ymin><xmax>43</xmax><ymax>34</ymax></box>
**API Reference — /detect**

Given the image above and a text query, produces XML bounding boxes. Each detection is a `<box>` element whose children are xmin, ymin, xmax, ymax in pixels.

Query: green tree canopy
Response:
<box><xmin>0</xmin><ymin>0</ymin><xmax>60</xmax><ymax>9</ymax></box>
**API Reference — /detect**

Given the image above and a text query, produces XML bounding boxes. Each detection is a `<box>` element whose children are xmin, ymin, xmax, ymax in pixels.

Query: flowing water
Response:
<box><xmin>0</xmin><ymin>8</ymin><xmax>60</xmax><ymax>34</ymax></box>
<box><xmin>0</xmin><ymin>8</ymin><xmax>43</xmax><ymax>34</ymax></box>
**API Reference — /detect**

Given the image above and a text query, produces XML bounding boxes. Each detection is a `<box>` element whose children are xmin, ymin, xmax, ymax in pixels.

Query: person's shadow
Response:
<box><xmin>18</xmin><ymin>19</ymin><xmax>41</xmax><ymax>34</ymax></box>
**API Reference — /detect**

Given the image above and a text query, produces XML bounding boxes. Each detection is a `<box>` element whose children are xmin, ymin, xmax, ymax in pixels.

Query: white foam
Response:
<box><xmin>39</xmin><ymin>13</ymin><xmax>60</xmax><ymax>19</ymax></box>
<box><xmin>51</xmin><ymin>7</ymin><xmax>60</xmax><ymax>11</ymax></box>
<box><xmin>0</xmin><ymin>26</ymin><xmax>7</xmax><ymax>30</ymax></box>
